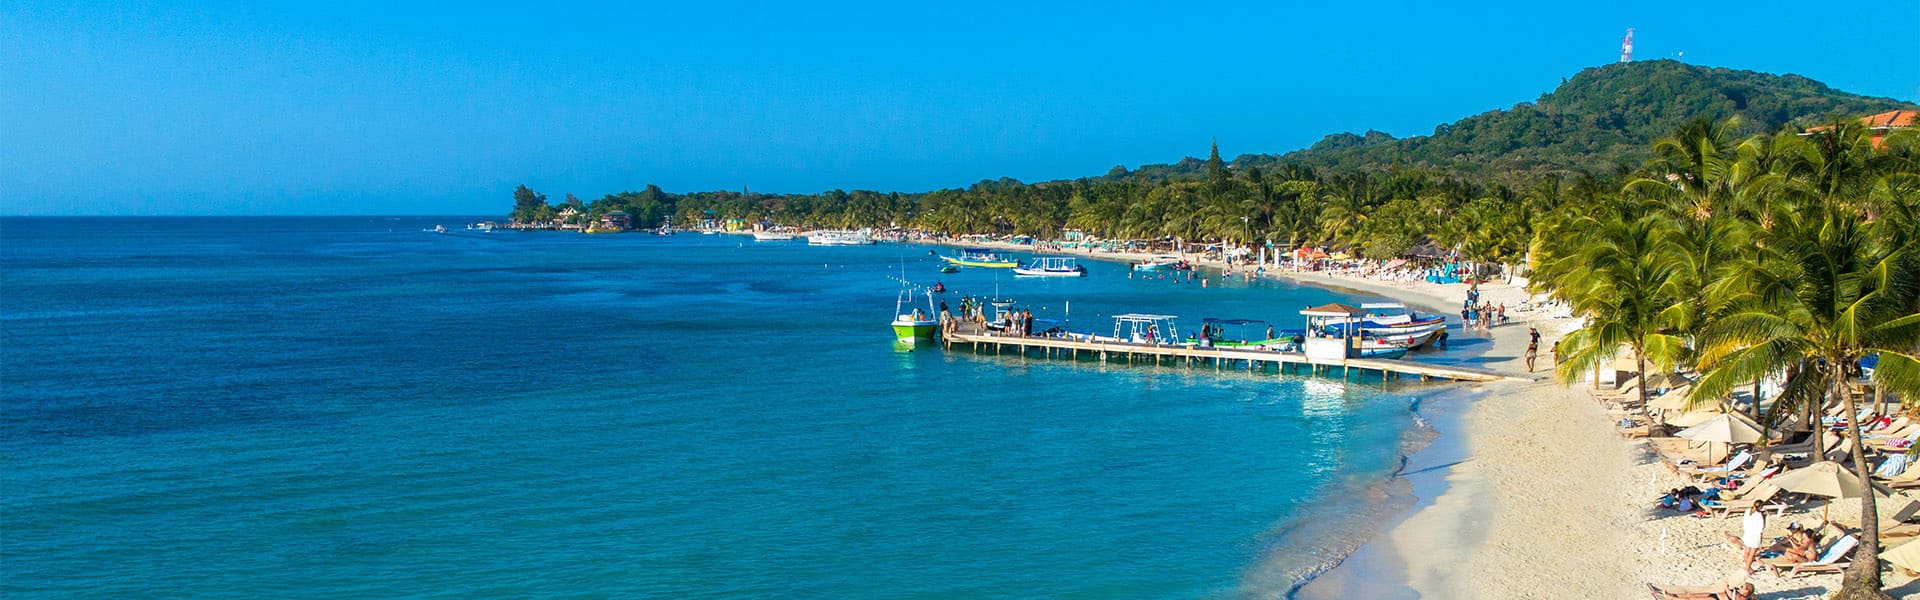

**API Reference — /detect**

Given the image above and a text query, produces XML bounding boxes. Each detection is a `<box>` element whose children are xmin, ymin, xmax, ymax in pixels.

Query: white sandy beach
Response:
<box><xmin>929</xmin><ymin>239</ymin><xmax>1920</xmax><ymax>599</ymax></box>
<box><xmin>1268</xmin><ymin>268</ymin><xmax>1920</xmax><ymax>599</ymax></box>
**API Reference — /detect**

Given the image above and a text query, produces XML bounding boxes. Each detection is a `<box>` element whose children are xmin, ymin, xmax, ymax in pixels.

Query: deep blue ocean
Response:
<box><xmin>2</xmin><ymin>217</ymin><xmax>1438</xmax><ymax>598</ymax></box>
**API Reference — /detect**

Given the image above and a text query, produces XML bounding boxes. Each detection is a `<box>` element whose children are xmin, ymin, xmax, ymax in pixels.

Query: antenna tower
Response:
<box><xmin>1620</xmin><ymin>28</ymin><xmax>1634</xmax><ymax>63</ymax></box>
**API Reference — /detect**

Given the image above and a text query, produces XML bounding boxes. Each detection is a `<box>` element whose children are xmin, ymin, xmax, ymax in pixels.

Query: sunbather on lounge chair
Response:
<box><xmin>1761</xmin><ymin>534</ymin><xmax>1859</xmax><ymax>577</ymax></box>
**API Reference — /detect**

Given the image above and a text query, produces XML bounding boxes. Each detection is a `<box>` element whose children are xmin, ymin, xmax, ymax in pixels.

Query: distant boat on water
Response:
<box><xmin>752</xmin><ymin>231</ymin><xmax>796</xmax><ymax>241</ymax></box>
<box><xmin>1132</xmin><ymin>256</ymin><xmax>1189</xmax><ymax>272</ymax></box>
<box><xmin>423</xmin><ymin>225</ymin><xmax>447</xmax><ymax>234</ymax></box>
<box><xmin>1013</xmin><ymin>256</ymin><xmax>1086</xmax><ymax>277</ymax></box>
<box><xmin>941</xmin><ymin>248</ymin><xmax>1017</xmax><ymax>268</ymax></box>
<box><xmin>808</xmin><ymin>231</ymin><xmax>875</xmax><ymax>246</ymax></box>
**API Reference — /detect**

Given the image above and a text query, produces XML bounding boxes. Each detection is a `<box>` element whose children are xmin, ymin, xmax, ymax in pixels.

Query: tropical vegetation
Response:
<box><xmin>503</xmin><ymin>59</ymin><xmax>1920</xmax><ymax>595</ymax></box>
<box><xmin>1540</xmin><ymin>120</ymin><xmax>1919</xmax><ymax>599</ymax></box>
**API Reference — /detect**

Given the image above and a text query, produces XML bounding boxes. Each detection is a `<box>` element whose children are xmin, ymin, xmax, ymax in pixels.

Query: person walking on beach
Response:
<box><xmin>1529</xmin><ymin>327</ymin><xmax>1540</xmax><ymax>345</ymax></box>
<box><xmin>1738</xmin><ymin>507</ymin><xmax>1765</xmax><ymax>571</ymax></box>
<box><xmin>1525</xmin><ymin>340</ymin><xmax>1539</xmax><ymax>372</ymax></box>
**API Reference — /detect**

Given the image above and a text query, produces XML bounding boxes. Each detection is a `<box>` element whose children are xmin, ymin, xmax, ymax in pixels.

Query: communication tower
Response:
<box><xmin>1620</xmin><ymin>28</ymin><xmax>1634</xmax><ymax>63</ymax></box>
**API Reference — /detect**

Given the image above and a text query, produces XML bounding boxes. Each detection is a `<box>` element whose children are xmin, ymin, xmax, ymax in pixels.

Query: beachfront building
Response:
<box><xmin>598</xmin><ymin>211</ymin><xmax>632</xmax><ymax>231</ymax></box>
<box><xmin>1806</xmin><ymin>109</ymin><xmax>1916</xmax><ymax>148</ymax></box>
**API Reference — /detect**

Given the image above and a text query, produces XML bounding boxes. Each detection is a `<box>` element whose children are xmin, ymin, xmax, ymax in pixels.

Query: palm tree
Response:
<box><xmin>1691</xmin><ymin>122</ymin><xmax>1920</xmax><ymax>600</ymax></box>
<box><xmin>1549</xmin><ymin>210</ymin><xmax>1689</xmax><ymax>409</ymax></box>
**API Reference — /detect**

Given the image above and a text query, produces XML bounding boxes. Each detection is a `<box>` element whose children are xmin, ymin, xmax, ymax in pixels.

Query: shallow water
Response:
<box><xmin>3</xmin><ymin>218</ymin><xmax>1442</xmax><ymax>597</ymax></box>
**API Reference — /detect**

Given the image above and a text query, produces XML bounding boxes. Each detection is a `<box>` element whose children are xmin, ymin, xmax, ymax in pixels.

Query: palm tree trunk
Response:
<box><xmin>1750</xmin><ymin>380</ymin><xmax>1763</xmax><ymax>421</ymax></box>
<box><xmin>1636</xmin><ymin>352</ymin><xmax>1649</xmax><ymax>408</ymax></box>
<box><xmin>1834</xmin><ymin>368</ymin><xmax>1892</xmax><ymax>600</ymax></box>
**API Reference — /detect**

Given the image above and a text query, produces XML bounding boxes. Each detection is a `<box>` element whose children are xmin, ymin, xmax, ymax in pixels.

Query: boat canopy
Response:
<box><xmin>1300</xmin><ymin>303</ymin><xmax>1368</xmax><ymax>317</ymax></box>
<box><xmin>1202</xmin><ymin>318</ymin><xmax>1266</xmax><ymax>325</ymax></box>
<box><xmin>1359</xmin><ymin>302</ymin><xmax>1408</xmax><ymax>309</ymax></box>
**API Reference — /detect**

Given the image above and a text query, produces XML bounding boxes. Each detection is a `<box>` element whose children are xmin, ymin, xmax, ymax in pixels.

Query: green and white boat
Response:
<box><xmin>891</xmin><ymin>286</ymin><xmax>939</xmax><ymax>344</ymax></box>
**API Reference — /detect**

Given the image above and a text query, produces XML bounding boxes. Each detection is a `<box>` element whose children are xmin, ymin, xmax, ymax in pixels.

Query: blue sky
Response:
<box><xmin>4</xmin><ymin>1</ymin><xmax>1915</xmax><ymax>216</ymax></box>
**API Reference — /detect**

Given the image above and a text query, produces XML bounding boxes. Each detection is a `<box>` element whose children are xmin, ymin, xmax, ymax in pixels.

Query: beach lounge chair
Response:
<box><xmin>1702</xmin><ymin>482</ymin><xmax>1788</xmax><ymax>518</ymax></box>
<box><xmin>1764</xmin><ymin>534</ymin><xmax>1857</xmax><ymax>577</ymax></box>
<box><xmin>1680</xmin><ymin>451</ymin><xmax>1753</xmax><ymax>481</ymax></box>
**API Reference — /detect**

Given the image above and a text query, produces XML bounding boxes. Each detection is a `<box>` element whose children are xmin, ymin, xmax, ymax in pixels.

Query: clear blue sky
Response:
<box><xmin>4</xmin><ymin>1</ymin><xmax>1915</xmax><ymax>216</ymax></box>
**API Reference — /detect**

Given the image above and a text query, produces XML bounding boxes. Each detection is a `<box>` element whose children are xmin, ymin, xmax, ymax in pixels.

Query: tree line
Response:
<box><xmin>1536</xmin><ymin>120</ymin><xmax>1917</xmax><ymax>600</ymax></box>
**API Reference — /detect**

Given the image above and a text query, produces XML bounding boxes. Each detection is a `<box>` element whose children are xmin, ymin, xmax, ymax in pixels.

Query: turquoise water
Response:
<box><xmin>2</xmin><ymin>218</ymin><xmax>1434</xmax><ymax>598</ymax></box>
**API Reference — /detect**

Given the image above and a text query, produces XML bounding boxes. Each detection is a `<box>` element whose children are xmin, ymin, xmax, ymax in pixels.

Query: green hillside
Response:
<box><xmin>1135</xmin><ymin>60</ymin><xmax>1913</xmax><ymax>184</ymax></box>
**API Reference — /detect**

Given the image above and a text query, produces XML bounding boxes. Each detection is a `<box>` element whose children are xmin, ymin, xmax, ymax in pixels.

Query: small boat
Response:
<box><xmin>1013</xmin><ymin>256</ymin><xmax>1087</xmax><ymax>277</ymax></box>
<box><xmin>1321</xmin><ymin>303</ymin><xmax>1449</xmax><ymax>348</ymax></box>
<box><xmin>752</xmin><ymin>231</ymin><xmax>796</xmax><ymax>241</ymax></box>
<box><xmin>808</xmin><ymin>231</ymin><xmax>876</xmax><ymax>246</ymax></box>
<box><xmin>465</xmin><ymin>223</ymin><xmax>494</xmax><ymax>233</ymax></box>
<box><xmin>1356</xmin><ymin>337</ymin><xmax>1411</xmax><ymax>359</ymax></box>
<box><xmin>1186</xmin><ymin>318</ymin><xmax>1295</xmax><ymax>349</ymax></box>
<box><xmin>942</xmin><ymin>248</ymin><xmax>1018</xmax><ymax>268</ymax></box>
<box><xmin>423</xmin><ymin>225</ymin><xmax>447</xmax><ymax>234</ymax></box>
<box><xmin>1132</xmin><ymin>256</ymin><xmax>1189</xmax><ymax>272</ymax></box>
<box><xmin>939</xmin><ymin>265</ymin><xmax>960</xmax><ymax>274</ymax></box>
<box><xmin>891</xmin><ymin>286</ymin><xmax>939</xmax><ymax>344</ymax></box>
<box><xmin>932</xmin><ymin>282</ymin><xmax>946</xmax><ymax>293</ymax></box>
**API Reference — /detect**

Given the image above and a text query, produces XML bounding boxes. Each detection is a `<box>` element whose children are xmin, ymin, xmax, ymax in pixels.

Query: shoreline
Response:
<box><xmin>916</xmin><ymin>238</ymin><xmax>1920</xmax><ymax>598</ymax></box>
<box><xmin>915</xmin><ymin>238</ymin><xmax>1536</xmax><ymax>597</ymax></box>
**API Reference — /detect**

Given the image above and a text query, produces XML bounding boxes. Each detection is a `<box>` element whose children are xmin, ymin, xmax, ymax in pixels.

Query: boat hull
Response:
<box><xmin>1013</xmin><ymin>267</ymin><xmax>1084</xmax><ymax>277</ymax></box>
<box><xmin>943</xmin><ymin>257</ymin><xmax>1017</xmax><ymax>268</ymax></box>
<box><xmin>892</xmin><ymin>320</ymin><xmax>938</xmax><ymax>343</ymax></box>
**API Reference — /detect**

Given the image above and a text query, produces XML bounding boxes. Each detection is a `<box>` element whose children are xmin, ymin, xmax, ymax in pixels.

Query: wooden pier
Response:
<box><xmin>940</xmin><ymin>327</ymin><xmax>1521</xmax><ymax>383</ymax></box>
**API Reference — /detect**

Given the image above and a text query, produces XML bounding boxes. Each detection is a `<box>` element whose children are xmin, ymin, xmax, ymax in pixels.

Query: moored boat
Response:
<box><xmin>752</xmin><ymin>231</ymin><xmax>795</xmax><ymax>241</ymax></box>
<box><xmin>941</xmin><ymin>248</ymin><xmax>1018</xmax><ymax>268</ymax></box>
<box><xmin>1012</xmin><ymin>256</ymin><xmax>1086</xmax><ymax>277</ymax></box>
<box><xmin>891</xmin><ymin>286</ymin><xmax>939</xmax><ymax>344</ymax></box>
<box><xmin>808</xmin><ymin>231</ymin><xmax>876</xmax><ymax>246</ymax></box>
<box><xmin>1321</xmin><ymin>302</ymin><xmax>1448</xmax><ymax>348</ymax></box>
<box><xmin>1132</xmin><ymin>256</ymin><xmax>1189</xmax><ymax>272</ymax></box>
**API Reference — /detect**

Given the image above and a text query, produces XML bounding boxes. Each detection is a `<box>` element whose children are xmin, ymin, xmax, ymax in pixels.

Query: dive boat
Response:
<box><xmin>1013</xmin><ymin>256</ymin><xmax>1086</xmax><ymax>277</ymax></box>
<box><xmin>808</xmin><ymin>231</ymin><xmax>876</xmax><ymax>246</ymax></box>
<box><xmin>1132</xmin><ymin>256</ymin><xmax>1189</xmax><ymax>272</ymax></box>
<box><xmin>891</xmin><ymin>286</ymin><xmax>939</xmax><ymax>344</ymax></box>
<box><xmin>1321</xmin><ymin>302</ymin><xmax>1448</xmax><ymax>348</ymax></box>
<box><xmin>752</xmin><ymin>231</ymin><xmax>795</xmax><ymax>241</ymax></box>
<box><xmin>942</xmin><ymin>248</ymin><xmax>1018</xmax><ymax>268</ymax></box>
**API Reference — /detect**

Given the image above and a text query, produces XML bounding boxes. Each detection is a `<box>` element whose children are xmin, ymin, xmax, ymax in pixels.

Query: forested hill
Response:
<box><xmin>1126</xmin><ymin>60</ymin><xmax>1916</xmax><ymax>184</ymax></box>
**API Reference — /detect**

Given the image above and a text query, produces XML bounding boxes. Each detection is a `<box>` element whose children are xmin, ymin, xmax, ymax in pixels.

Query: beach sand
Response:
<box><xmin>923</xmin><ymin>239</ymin><xmax>1920</xmax><ymax>598</ymax></box>
<box><xmin>1265</xmin><ymin>269</ymin><xmax>1920</xmax><ymax>599</ymax></box>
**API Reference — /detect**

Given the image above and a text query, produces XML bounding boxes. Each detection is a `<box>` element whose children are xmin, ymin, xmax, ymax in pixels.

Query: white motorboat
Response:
<box><xmin>1013</xmin><ymin>256</ymin><xmax>1087</xmax><ymax>277</ymax></box>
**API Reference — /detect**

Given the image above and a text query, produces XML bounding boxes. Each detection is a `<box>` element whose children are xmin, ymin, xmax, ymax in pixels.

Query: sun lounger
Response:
<box><xmin>1763</xmin><ymin>534</ymin><xmax>1857</xmax><ymax>577</ymax></box>
<box><xmin>1701</xmin><ymin>482</ymin><xmax>1788</xmax><ymax>518</ymax></box>
<box><xmin>1680</xmin><ymin>451</ymin><xmax>1754</xmax><ymax>481</ymax></box>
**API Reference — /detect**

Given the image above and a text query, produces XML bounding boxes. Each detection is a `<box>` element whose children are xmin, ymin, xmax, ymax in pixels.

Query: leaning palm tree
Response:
<box><xmin>1550</xmin><ymin>211</ymin><xmax>1689</xmax><ymax>408</ymax></box>
<box><xmin>1691</xmin><ymin>122</ymin><xmax>1920</xmax><ymax>600</ymax></box>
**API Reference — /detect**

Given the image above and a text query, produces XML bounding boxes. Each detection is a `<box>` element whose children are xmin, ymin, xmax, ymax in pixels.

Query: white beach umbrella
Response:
<box><xmin>1650</xmin><ymin>384</ymin><xmax>1698</xmax><ymax>411</ymax></box>
<box><xmin>1766</xmin><ymin>461</ymin><xmax>1891</xmax><ymax>500</ymax></box>
<box><xmin>1884</xmin><ymin>539</ymin><xmax>1920</xmax><ymax>574</ymax></box>
<box><xmin>1675</xmin><ymin>414</ymin><xmax>1767</xmax><ymax>444</ymax></box>
<box><xmin>1766</xmin><ymin>460</ymin><xmax>1895</xmax><ymax>521</ymax></box>
<box><xmin>1666</xmin><ymin>402</ymin><xmax>1736</xmax><ymax>427</ymax></box>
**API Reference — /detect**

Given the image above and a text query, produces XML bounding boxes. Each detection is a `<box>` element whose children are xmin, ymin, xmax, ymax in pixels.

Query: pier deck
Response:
<box><xmin>941</xmin><ymin>327</ymin><xmax>1523</xmax><ymax>383</ymax></box>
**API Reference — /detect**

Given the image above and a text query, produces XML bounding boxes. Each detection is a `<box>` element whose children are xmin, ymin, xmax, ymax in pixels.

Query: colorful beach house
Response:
<box><xmin>1806</xmin><ymin>109</ymin><xmax>1917</xmax><ymax>148</ymax></box>
<box><xmin>598</xmin><ymin>211</ymin><xmax>632</xmax><ymax>231</ymax></box>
